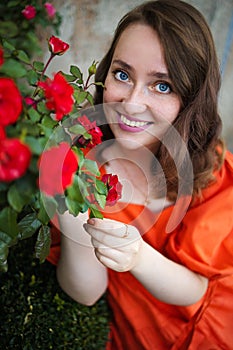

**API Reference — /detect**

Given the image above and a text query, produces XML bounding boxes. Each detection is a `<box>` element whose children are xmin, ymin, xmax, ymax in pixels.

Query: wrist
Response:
<box><xmin>130</xmin><ymin>239</ymin><xmax>148</xmax><ymax>275</ymax></box>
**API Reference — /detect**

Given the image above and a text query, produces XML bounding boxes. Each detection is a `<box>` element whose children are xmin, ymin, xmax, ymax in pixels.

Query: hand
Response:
<box><xmin>83</xmin><ymin>218</ymin><xmax>143</xmax><ymax>272</ymax></box>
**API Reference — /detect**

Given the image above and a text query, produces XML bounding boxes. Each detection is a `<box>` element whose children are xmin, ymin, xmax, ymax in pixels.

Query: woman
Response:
<box><xmin>48</xmin><ymin>1</ymin><xmax>233</xmax><ymax>349</ymax></box>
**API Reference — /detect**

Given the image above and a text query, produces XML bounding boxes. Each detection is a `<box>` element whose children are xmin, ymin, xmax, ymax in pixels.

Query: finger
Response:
<box><xmin>95</xmin><ymin>246</ymin><xmax>122</xmax><ymax>261</ymax></box>
<box><xmin>94</xmin><ymin>249</ymin><xmax>128</xmax><ymax>272</ymax></box>
<box><xmin>91</xmin><ymin>234</ymin><xmax>131</xmax><ymax>249</ymax></box>
<box><xmin>87</xmin><ymin>218</ymin><xmax>130</xmax><ymax>238</ymax></box>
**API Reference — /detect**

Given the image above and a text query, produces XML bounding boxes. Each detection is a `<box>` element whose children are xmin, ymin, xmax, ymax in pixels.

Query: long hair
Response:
<box><xmin>94</xmin><ymin>0</ymin><xmax>224</xmax><ymax>200</ymax></box>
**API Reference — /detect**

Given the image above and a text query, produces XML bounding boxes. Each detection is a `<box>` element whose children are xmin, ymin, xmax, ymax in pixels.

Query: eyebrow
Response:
<box><xmin>112</xmin><ymin>59</ymin><xmax>170</xmax><ymax>80</ymax></box>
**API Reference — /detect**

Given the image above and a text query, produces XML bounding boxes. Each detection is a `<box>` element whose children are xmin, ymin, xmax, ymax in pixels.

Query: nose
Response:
<box><xmin>122</xmin><ymin>85</ymin><xmax>147</xmax><ymax>115</ymax></box>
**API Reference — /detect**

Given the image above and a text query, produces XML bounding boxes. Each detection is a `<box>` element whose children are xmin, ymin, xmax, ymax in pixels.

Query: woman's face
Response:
<box><xmin>103</xmin><ymin>24</ymin><xmax>181</xmax><ymax>152</ymax></box>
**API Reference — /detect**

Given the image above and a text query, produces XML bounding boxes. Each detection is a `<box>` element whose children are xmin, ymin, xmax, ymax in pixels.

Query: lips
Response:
<box><xmin>117</xmin><ymin>113</ymin><xmax>152</xmax><ymax>133</ymax></box>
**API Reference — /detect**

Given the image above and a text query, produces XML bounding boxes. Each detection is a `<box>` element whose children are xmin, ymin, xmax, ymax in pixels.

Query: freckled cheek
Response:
<box><xmin>163</xmin><ymin>100</ymin><xmax>181</xmax><ymax>123</ymax></box>
<box><xmin>103</xmin><ymin>78</ymin><xmax>123</xmax><ymax>103</ymax></box>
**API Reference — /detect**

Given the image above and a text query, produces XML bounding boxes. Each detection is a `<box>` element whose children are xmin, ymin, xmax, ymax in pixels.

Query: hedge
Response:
<box><xmin>0</xmin><ymin>237</ymin><xmax>110</xmax><ymax>349</ymax></box>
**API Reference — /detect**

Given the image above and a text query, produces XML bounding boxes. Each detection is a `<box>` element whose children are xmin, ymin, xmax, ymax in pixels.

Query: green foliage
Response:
<box><xmin>0</xmin><ymin>237</ymin><xmax>110</xmax><ymax>349</ymax></box>
<box><xmin>0</xmin><ymin>4</ymin><xmax>111</xmax><ymax>349</ymax></box>
<box><xmin>0</xmin><ymin>0</ymin><xmax>61</xmax><ymax>58</ymax></box>
<box><xmin>0</xmin><ymin>2</ymin><xmax>109</xmax><ymax>272</ymax></box>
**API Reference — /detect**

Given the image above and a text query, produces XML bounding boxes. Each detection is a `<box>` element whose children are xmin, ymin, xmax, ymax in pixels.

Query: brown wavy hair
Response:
<box><xmin>94</xmin><ymin>0</ymin><xmax>225</xmax><ymax>200</ymax></box>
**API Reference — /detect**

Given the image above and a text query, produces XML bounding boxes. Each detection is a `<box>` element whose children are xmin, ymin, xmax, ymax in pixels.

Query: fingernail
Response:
<box><xmin>87</xmin><ymin>218</ymin><xmax>95</xmax><ymax>225</ymax></box>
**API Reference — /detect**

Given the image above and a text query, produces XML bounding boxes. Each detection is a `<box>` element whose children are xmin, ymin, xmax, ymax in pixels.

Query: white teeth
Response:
<box><xmin>120</xmin><ymin>115</ymin><xmax>148</xmax><ymax>128</ymax></box>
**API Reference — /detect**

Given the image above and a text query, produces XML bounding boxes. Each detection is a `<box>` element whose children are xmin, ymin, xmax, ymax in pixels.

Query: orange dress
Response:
<box><xmin>47</xmin><ymin>151</ymin><xmax>233</xmax><ymax>350</ymax></box>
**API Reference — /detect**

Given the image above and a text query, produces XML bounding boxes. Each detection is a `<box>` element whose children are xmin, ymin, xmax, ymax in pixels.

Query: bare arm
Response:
<box><xmin>85</xmin><ymin>218</ymin><xmax>208</xmax><ymax>306</ymax></box>
<box><xmin>56</xmin><ymin>211</ymin><xmax>108</xmax><ymax>306</ymax></box>
<box><xmin>130</xmin><ymin>240</ymin><xmax>208</xmax><ymax>305</ymax></box>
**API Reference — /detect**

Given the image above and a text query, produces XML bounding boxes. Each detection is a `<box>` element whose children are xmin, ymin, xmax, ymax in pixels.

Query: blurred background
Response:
<box><xmin>46</xmin><ymin>0</ymin><xmax>233</xmax><ymax>151</ymax></box>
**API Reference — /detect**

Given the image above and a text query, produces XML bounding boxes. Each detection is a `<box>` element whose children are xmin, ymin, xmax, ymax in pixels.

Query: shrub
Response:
<box><xmin>0</xmin><ymin>236</ymin><xmax>110</xmax><ymax>349</ymax></box>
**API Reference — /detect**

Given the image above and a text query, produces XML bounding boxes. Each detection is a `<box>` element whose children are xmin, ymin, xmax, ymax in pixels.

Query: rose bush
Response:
<box><xmin>0</xmin><ymin>3</ymin><xmax>122</xmax><ymax>273</ymax></box>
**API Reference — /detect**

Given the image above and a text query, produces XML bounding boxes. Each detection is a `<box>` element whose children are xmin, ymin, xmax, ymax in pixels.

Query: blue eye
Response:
<box><xmin>157</xmin><ymin>82</ymin><xmax>171</xmax><ymax>94</ymax></box>
<box><xmin>114</xmin><ymin>70</ymin><xmax>129</xmax><ymax>82</ymax></box>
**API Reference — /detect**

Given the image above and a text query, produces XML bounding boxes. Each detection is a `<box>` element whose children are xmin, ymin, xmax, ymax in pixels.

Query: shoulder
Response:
<box><xmin>195</xmin><ymin>149</ymin><xmax>233</xmax><ymax>203</ymax></box>
<box><xmin>173</xmin><ymin>150</ymin><xmax>233</xmax><ymax>276</ymax></box>
<box><xmin>225</xmin><ymin>150</ymin><xmax>233</xmax><ymax>172</ymax></box>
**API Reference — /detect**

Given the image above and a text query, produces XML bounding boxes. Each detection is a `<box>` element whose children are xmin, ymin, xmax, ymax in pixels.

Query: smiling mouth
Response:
<box><xmin>120</xmin><ymin>114</ymin><xmax>152</xmax><ymax>128</ymax></box>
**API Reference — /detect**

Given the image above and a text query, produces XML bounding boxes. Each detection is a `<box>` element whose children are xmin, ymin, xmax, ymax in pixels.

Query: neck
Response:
<box><xmin>106</xmin><ymin>139</ymin><xmax>159</xmax><ymax>174</ymax></box>
<box><xmin>100</xmin><ymin>140</ymin><xmax>164</xmax><ymax>206</ymax></box>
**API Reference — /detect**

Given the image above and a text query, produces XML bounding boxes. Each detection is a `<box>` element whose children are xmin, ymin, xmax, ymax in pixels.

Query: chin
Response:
<box><xmin>115</xmin><ymin>137</ymin><xmax>148</xmax><ymax>151</ymax></box>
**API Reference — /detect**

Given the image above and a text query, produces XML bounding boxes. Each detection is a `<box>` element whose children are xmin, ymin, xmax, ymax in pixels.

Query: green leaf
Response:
<box><xmin>17</xmin><ymin>119</ymin><xmax>40</xmax><ymax>136</ymax></box>
<box><xmin>70</xmin><ymin>65</ymin><xmax>82</xmax><ymax>80</ymax></box>
<box><xmin>16</xmin><ymin>50</ymin><xmax>30</xmax><ymax>64</ymax></box>
<box><xmin>33</xmin><ymin>61</ymin><xmax>44</xmax><ymax>72</ymax></box>
<box><xmin>95</xmin><ymin>179</ymin><xmax>107</xmax><ymax>195</ymax></box>
<box><xmin>0</xmin><ymin>207</ymin><xmax>19</xmax><ymax>238</ymax></box>
<box><xmin>73</xmin><ymin>90</ymin><xmax>87</xmax><ymax>105</ymax></box>
<box><xmin>18</xmin><ymin>213</ymin><xmax>42</xmax><ymax>240</ymax></box>
<box><xmin>37</xmin><ymin>101</ymin><xmax>49</xmax><ymax>114</ymax></box>
<box><xmin>79</xmin><ymin>201</ymin><xmax>90</xmax><ymax>213</ymax></box>
<box><xmin>28</xmin><ymin>108</ymin><xmax>41</xmax><ymax>123</ymax></box>
<box><xmin>15</xmin><ymin>173</ymin><xmax>37</xmax><ymax>196</ymax></box>
<box><xmin>82</xmin><ymin>159</ymin><xmax>100</xmax><ymax>176</ymax></box>
<box><xmin>41</xmin><ymin>115</ymin><xmax>57</xmax><ymax>128</ymax></box>
<box><xmin>27</xmin><ymin>69</ymin><xmax>39</xmax><ymax>85</ymax></box>
<box><xmin>0</xmin><ymin>242</ymin><xmax>9</xmax><ymax>267</ymax></box>
<box><xmin>2</xmin><ymin>39</ymin><xmax>15</xmax><ymax>52</ymax></box>
<box><xmin>86</xmin><ymin>91</ymin><xmax>94</xmax><ymax>105</ymax></box>
<box><xmin>38</xmin><ymin>195</ymin><xmax>57</xmax><ymax>225</ymax></box>
<box><xmin>83</xmin><ymin>131</ymin><xmax>92</xmax><ymax>140</ymax></box>
<box><xmin>61</xmin><ymin>73</ymin><xmax>77</xmax><ymax>82</ymax></box>
<box><xmin>56</xmin><ymin>196</ymin><xmax>67</xmax><ymax>214</ymax></box>
<box><xmin>69</xmin><ymin>124</ymin><xmax>86</xmax><ymax>135</ymax></box>
<box><xmin>0</xmin><ymin>58</ymin><xmax>27</xmax><ymax>78</ymax></box>
<box><xmin>94</xmin><ymin>82</ymin><xmax>105</xmax><ymax>88</ymax></box>
<box><xmin>65</xmin><ymin>197</ymin><xmax>81</xmax><ymax>216</ymax></box>
<box><xmin>44</xmin><ymin>125</ymin><xmax>70</xmax><ymax>148</ymax></box>
<box><xmin>89</xmin><ymin>205</ymin><xmax>103</xmax><ymax>219</ymax></box>
<box><xmin>8</xmin><ymin>184</ymin><xmax>29</xmax><ymax>212</ymax></box>
<box><xmin>0</xmin><ymin>241</ymin><xmax>9</xmax><ymax>272</ymax></box>
<box><xmin>34</xmin><ymin>225</ymin><xmax>51</xmax><ymax>263</ymax></box>
<box><xmin>94</xmin><ymin>191</ymin><xmax>106</xmax><ymax>209</ymax></box>
<box><xmin>72</xmin><ymin>147</ymin><xmax>84</xmax><ymax>169</ymax></box>
<box><xmin>6</xmin><ymin>0</ymin><xmax>21</xmax><ymax>7</ymax></box>
<box><xmin>25</xmin><ymin>136</ymin><xmax>44</xmax><ymax>155</ymax></box>
<box><xmin>66</xmin><ymin>175</ymin><xmax>85</xmax><ymax>202</ymax></box>
<box><xmin>0</xmin><ymin>231</ymin><xmax>14</xmax><ymax>245</ymax></box>
<box><xmin>77</xmin><ymin>176</ymin><xmax>91</xmax><ymax>199</ymax></box>
<box><xmin>0</xmin><ymin>21</ymin><xmax>18</xmax><ymax>38</ymax></box>
<box><xmin>0</xmin><ymin>259</ymin><xmax>8</xmax><ymax>273</ymax></box>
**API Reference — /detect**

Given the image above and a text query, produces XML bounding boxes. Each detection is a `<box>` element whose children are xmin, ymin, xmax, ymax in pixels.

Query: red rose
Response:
<box><xmin>78</xmin><ymin>115</ymin><xmax>94</xmax><ymax>130</ymax></box>
<box><xmin>22</xmin><ymin>5</ymin><xmax>36</xmax><ymax>20</ymax></box>
<box><xmin>38</xmin><ymin>142</ymin><xmax>78</xmax><ymax>196</ymax></box>
<box><xmin>87</xmin><ymin>127</ymin><xmax>103</xmax><ymax>148</ymax></box>
<box><xmin>0</xmin><ymin>78</ymin><xmax>23</xmax><ymax>127</ymax></box>
<box><xmin>38</xmin><ymin>72</ymin><xmax>74</xmax><ymax>121</ymax></box>
<box><xmin>44</xmin><ymin>3</ymin><xmax>56</xmax><ymax>19</ymax></box>
<box><xmin>0</xmin><ymin>138</ymin><xmax>31</xmax><ymax>182</ymax></box>
<box><xmin>102</xmin><ymin>174</ymin><xmax>119</xmax><ymax>187</ymax></box>
<box><xmin>106</xmin><ymin>188</ymin><xmax>119</xmax><ymax>204</ymax></box>
<box><xmin>77</xmin><ymin>115</ymin><xmax>103</xmax><ymax>148</ymax></box>
<box><xmin>101</xmin><ymin>173</ymin><xmax>122</xmax><ymax>206</ymax></box>
<box><xmin>0</xmin><ymin>46</ymin><xmax>4</xmax><ymax>66</ymax></box>
<box><xmin>24</xmin><ymin>96</ymin><xmax>37</xmax><ymax>109</ymax></box>
<box><xmin>0</xmin><ymin>126</ymin><xmax>6</xmax><ymax>140</ymax></box>
<box><xmin>48</xmin><ymin>36</ymin><xmax>69</xmax><ymax>56</ymax></box>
